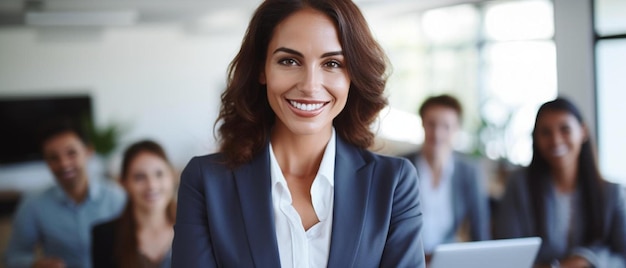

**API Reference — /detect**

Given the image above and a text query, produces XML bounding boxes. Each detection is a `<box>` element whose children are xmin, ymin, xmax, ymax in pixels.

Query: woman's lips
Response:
<box><xmin>288</xmin><ymin>100</ymin><xmax>328</xmax><ymax>111</ymax></box>
<box><xmin>287</xmin><ymin>99</ymin><xmax>329</xmax><ymax>117</ymax></box>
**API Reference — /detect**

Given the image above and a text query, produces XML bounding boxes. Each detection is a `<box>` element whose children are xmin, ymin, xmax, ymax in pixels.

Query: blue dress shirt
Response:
<box><xmin>4</xmin><ymin>179</ymin><xmax>126</xmax><ymax>268</ymax></box>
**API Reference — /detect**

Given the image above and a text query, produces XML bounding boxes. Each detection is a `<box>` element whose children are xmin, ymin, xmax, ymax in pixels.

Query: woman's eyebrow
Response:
<box><xmin>321</xmin><ymin>51</ymin><xmax>343</xmax><ymax>58</ymax></box>
<box><xmin>273</xmin><ymin>47</ymin><xmax>303</xmax><ymax>57</ymax></box>
<box><xmin>273</xmin><ymin>47</ymin><xmax>343</xmax><ymax>58</ymax></box>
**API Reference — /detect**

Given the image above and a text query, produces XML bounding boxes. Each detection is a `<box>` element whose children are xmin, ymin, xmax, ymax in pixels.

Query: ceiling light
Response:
<box><xmin>25</xmin><ymin>10</ymin><xmax>138</xmax><ymax>26</ymax></box>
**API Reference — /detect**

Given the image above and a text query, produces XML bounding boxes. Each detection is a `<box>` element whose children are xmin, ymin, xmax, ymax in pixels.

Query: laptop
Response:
<box><xmin>429</xmin><ymin>237</ymin><xmax>542</xmax><ymax>268</ymax></box>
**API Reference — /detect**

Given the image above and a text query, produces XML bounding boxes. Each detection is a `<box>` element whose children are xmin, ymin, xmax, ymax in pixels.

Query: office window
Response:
<box><xmin>595</xmin><ymin>0</ymin><xmax>626</xmax><ymax>36</ymax></box>
<box><xmin>484</xmin><ymin>1</ymin><xmax>554</xmax><ymax>41</ymax></box>
<box><xmin>595</xmin><ymin>0</ymin><xmax>626</xmax><ymax>184</ymax></box>
<box><xmin>373</xmin><ymin>0</ymin><xmax>556</xmax><ymax>165</ymax></box>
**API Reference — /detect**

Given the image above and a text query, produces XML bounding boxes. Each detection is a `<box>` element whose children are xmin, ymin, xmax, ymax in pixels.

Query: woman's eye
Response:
<box><xmin>278</xmin><ymin>58</ymin><xmax>298</xmax><ymax>66</ymax></box>
<box><xmin>561</xmin><ymin>126</ymin><xmax>571</xmax><ymax>133</ymax></box>
<box><xmin>325</xmin><ymin>60</ymin><xmax>342</xmax><ymax>68</ymax></box>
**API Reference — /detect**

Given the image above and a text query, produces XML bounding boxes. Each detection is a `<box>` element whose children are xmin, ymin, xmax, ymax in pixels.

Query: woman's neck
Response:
<box><xmin>133</xmin><ymin>207</ymin><xmax>171</xmax><ymax>230</ymax></box>
<box><xmin>134</xmin><ymin>205</ymin><xmax>174</xmax><ymax>264</ymax></box>
<box><xmin>270</xmin><ymin>127</ymin><xmax>331</xmax><ymax>178</ymax></box>
<box><xmin>551</xmin><ymin>164</ymin><xmax>578</xmax><ymax>193</ymax></box>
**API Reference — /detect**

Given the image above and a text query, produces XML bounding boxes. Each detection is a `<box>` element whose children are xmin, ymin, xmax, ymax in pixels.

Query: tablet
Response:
<box><xmin>429</xmin><ymin>237</ymin><xmax>542</xmax><ymax>268</ymax></box>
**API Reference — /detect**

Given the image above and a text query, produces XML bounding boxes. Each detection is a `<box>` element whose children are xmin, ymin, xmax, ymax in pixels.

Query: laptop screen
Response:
<box><xmin>429</xmin><ymin>237</ymin><xmax>542</xmax><ymax>268</ymax></box>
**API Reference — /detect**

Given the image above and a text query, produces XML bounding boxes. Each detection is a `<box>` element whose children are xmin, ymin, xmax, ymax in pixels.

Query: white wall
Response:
<box><xmin>0</xmin><ymin>24</ymin><xmax>245</xmax><ymax>190</ymax></box>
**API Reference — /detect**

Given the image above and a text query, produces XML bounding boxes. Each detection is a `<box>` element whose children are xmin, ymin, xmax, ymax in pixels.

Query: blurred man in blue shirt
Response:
<box><xmin>4</xmin><ymin>118</ymin><xmax>126</xmax><ymax>268</ymax></box>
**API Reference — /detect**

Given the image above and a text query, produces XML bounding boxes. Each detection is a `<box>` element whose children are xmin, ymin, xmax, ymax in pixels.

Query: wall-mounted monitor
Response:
<box><xmin>0</xmin><ymin>95</ymin><xmax>92</xmax><ymax>164</ymax></box>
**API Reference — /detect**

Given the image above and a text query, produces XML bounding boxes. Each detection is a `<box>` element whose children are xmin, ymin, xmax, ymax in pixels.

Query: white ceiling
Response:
<box><xmin>0</xmin><ymin>0</ymin><xmax>482</xmax><ymax>27</ymax></box>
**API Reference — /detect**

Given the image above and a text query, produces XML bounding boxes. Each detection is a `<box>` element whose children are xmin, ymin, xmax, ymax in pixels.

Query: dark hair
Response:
<box><xmin>216</xmin><ymin>0</ymin><xmax>388</xmax><ymax>167</ymax></box>
<box><xmin>527</xmin><ymin>97</ymin><xmax>605</xmax><ymax>245</ymax></box>
<box><xmin>114</xmin><ymin>140</ymin><xmax>177</xmax><ymax>268</ymax></box>
<box><xmin>38</xmin><ymin>117</ymin><xmax>90</xmax><ymax>149</ymax></box>
<box><xmin>418</xmin><ymin>94</ymin><xmax>463</xmax><ymax>121</ymax></box>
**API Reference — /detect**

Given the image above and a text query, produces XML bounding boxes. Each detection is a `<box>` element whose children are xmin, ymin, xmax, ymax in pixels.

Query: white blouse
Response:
<box><xmin>269</xmin><ymin>130</ymin><xmax>336</xmax><ymax>268</ymax></box>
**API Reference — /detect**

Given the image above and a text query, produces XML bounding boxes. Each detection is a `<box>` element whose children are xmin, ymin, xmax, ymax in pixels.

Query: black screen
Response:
<box><xmin>0</xmin><ymin>95</ymin><xmax>92</xmax><ymax>164</ymax></box>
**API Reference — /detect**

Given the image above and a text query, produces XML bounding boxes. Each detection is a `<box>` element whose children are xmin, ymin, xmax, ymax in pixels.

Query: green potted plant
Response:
<box><xmin>82</xmin><ymin>117</ymin><xmax>125</xmax><ymax>178</ymax></box>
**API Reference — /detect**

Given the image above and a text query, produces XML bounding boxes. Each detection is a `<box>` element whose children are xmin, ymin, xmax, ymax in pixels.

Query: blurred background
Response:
<box><xmin>0</xmin><ymin>0</ymin><xmax>625</xmax><ymax>258</ymax></box>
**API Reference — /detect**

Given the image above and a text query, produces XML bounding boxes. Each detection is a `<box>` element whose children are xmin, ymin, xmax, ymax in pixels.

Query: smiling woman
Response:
<box><xmin>262</xmin><ymin>8</ymin><xmax>350</xmax><ymax>141</ymax></box>
<box><xmin>171</xmin><ymin>0</ymin><xmax>425</xmax><ymax>267</ymax></box>
<box><xmin>92</xmin><ymin>140</ymin><xmax>177</xmax><ymax>268</ymax></box>
<box><xmin>494</xmin><ymin>98</ymin><xmax>626</xmax><ymax>267</ymax></box>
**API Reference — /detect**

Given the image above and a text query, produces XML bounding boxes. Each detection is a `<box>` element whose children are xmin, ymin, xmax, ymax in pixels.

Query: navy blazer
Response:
<box><xmin>172</xmin><ymin>137</ymin><xmax>425</xmax><ymax>268</ymax></box>
<box><xmin>403</xmin><ymin>151</ymin><xmax>491</xmax><ymax>246</ymax></box>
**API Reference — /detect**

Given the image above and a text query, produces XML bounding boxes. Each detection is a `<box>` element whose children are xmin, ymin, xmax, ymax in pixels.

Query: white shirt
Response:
<box><xmin>269</xmin><ymin>130</ymin><xmax>336</xmax><ymax>268</ymax></box>
<box><xmin>417</xmin><ymin>155</ymin><xmax>455</xmax><ymax>254</ymax></box>
<box><xmin>552</xmin><ymin>187</ymin><xmax>574</xmax><ymax>257</ymax></box>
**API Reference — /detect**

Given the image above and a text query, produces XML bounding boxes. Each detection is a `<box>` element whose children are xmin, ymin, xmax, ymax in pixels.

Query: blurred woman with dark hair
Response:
<box><xmin>171</xmin><ymin>0</ymin><xmax>424</xmax><ymax>267</ymax></box>
<box><xmin>92</xmin><ymin>140</ymin><xmax>177</xmax><ymax>268</ymax></box>
<box><xmin>495</xmin><ymin>98</ymin><xmax>626</xmax><ymax>267</ymax></box>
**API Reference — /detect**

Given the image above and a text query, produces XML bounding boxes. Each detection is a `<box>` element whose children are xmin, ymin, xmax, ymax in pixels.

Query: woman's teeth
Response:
<box><xmin>289</xmin><ymin>100</ymin><xmax>324</xmax><ymax>111</ymax></box>
<box><xmin>552</xmin><ymin>146</ymin><xmax>568</xmax><ymax>157</ymax></box>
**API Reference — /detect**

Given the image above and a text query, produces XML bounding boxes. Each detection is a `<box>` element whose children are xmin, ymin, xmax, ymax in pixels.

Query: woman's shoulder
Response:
<box><xmin>365</xmin><ymin>150</ymin><xmax>413</xmax><ymax>167</ymax></box>
<box><xmin>335</xmin><ymin>137</ymin><xmax>411</xmax><ymax>169</ymax></box>
<box><xmin>602</xmin><ymin>180</ymin><xmax>626</xmax><ymax>201</ymax></box>
<box><xmin>179</xmin><ymin>152</ymin><xmax>242</xmax><ymax>190</ymax></box>
<box><xmin>182</xmin><ymin>153</ymin><xmax>230</xmax><ymax>174</ymax></box>
<box><xmin>363</xmin><ymin>150</ymin><xmax>417</xmax><ymax>179</ymax></box>
<box><xmin>92</xmin><ymin>217</ymin><xmax>120</xmax><ymax>247</ymax></box>
<box><xmin>186</xmin><ymin>152</ymin><xmax>227</xmax><ymax>166</ymax></box>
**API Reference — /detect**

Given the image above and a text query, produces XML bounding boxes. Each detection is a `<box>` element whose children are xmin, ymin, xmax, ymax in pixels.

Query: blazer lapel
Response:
<box><xmin>233</xmin><ymin>145</ymin><xmax>281</xmax><ymax>267</ymax></box>
<box><xmin>328</xmin><ymin>138</ymin><xmax>372</xmax><ymax>267</ymax></box>
<box><xmin>411</xmin><ymin>152</ymin><xmax>422</xmax><ymax>177</ymax></box>
<box><xmin>451</xmin><ymin>156</ymin><xmax>464</xmax><ymax>229</ymax></box>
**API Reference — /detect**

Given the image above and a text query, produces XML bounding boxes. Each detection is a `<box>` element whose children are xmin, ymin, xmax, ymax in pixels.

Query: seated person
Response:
<box><xmin>4</xmin><ymin>118</ymin><xmax>126</xmax><ymax>268</ymax></box>
<box><xmin>92</xmin><ymin>140</ymin><xmax>176</xmax><ymax>268</ymax></box>
<box><xmin>494</xmin><ymin>98</ymin><xmax>626</xmax><ymax>267</ymax></box>
<box><xmin>404</xmin><ymin>94</ymin><xmax>491</xmax><ymax>260</ymax></box>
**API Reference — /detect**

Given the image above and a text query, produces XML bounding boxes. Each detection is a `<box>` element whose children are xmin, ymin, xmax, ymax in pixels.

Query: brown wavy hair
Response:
<box><xmin>114</xmin><ymin>140</ymin><xmax>177</xmax><ymax>268</ymax></box>
<box><xmin>527</xmin><ymin>98</ymin><xmax>605</xmax><ymax>245</ymax></box>
<box><xmin>216</xmin><ymin>0</ymin><xmax>389</xmax><ymax>168</ymax></box>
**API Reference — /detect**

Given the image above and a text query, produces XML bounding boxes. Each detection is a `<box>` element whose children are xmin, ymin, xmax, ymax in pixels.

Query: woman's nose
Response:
<box><xmin>146</xmin><ymin>177</ymin><xmax>160</xmax><ymax>191</ymax></box>
<box><xmin>299</xmin><ymin>66</ymin><xmax>322</xmax><ymax>95</ymax></box>
<box><xmin>545</xmin><ymin>132</ymin><xmax>563</xmax><ymax>148</ymax></box>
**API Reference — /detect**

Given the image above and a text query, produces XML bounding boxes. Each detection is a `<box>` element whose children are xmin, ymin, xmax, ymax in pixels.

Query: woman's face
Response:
<box><xmin>261</xmin><ymin>8</ymin><xmax>350</xmax><ymax>137</ymax></box>
<box><xmin>123</xmin><ymin>152</ymin><xmax>175</xmax><ymax>214</ymax></box>
<box><xmin>535</xmin><ymin>110</ymin><xmax>587</xmax><ymax>170</ymax></box>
